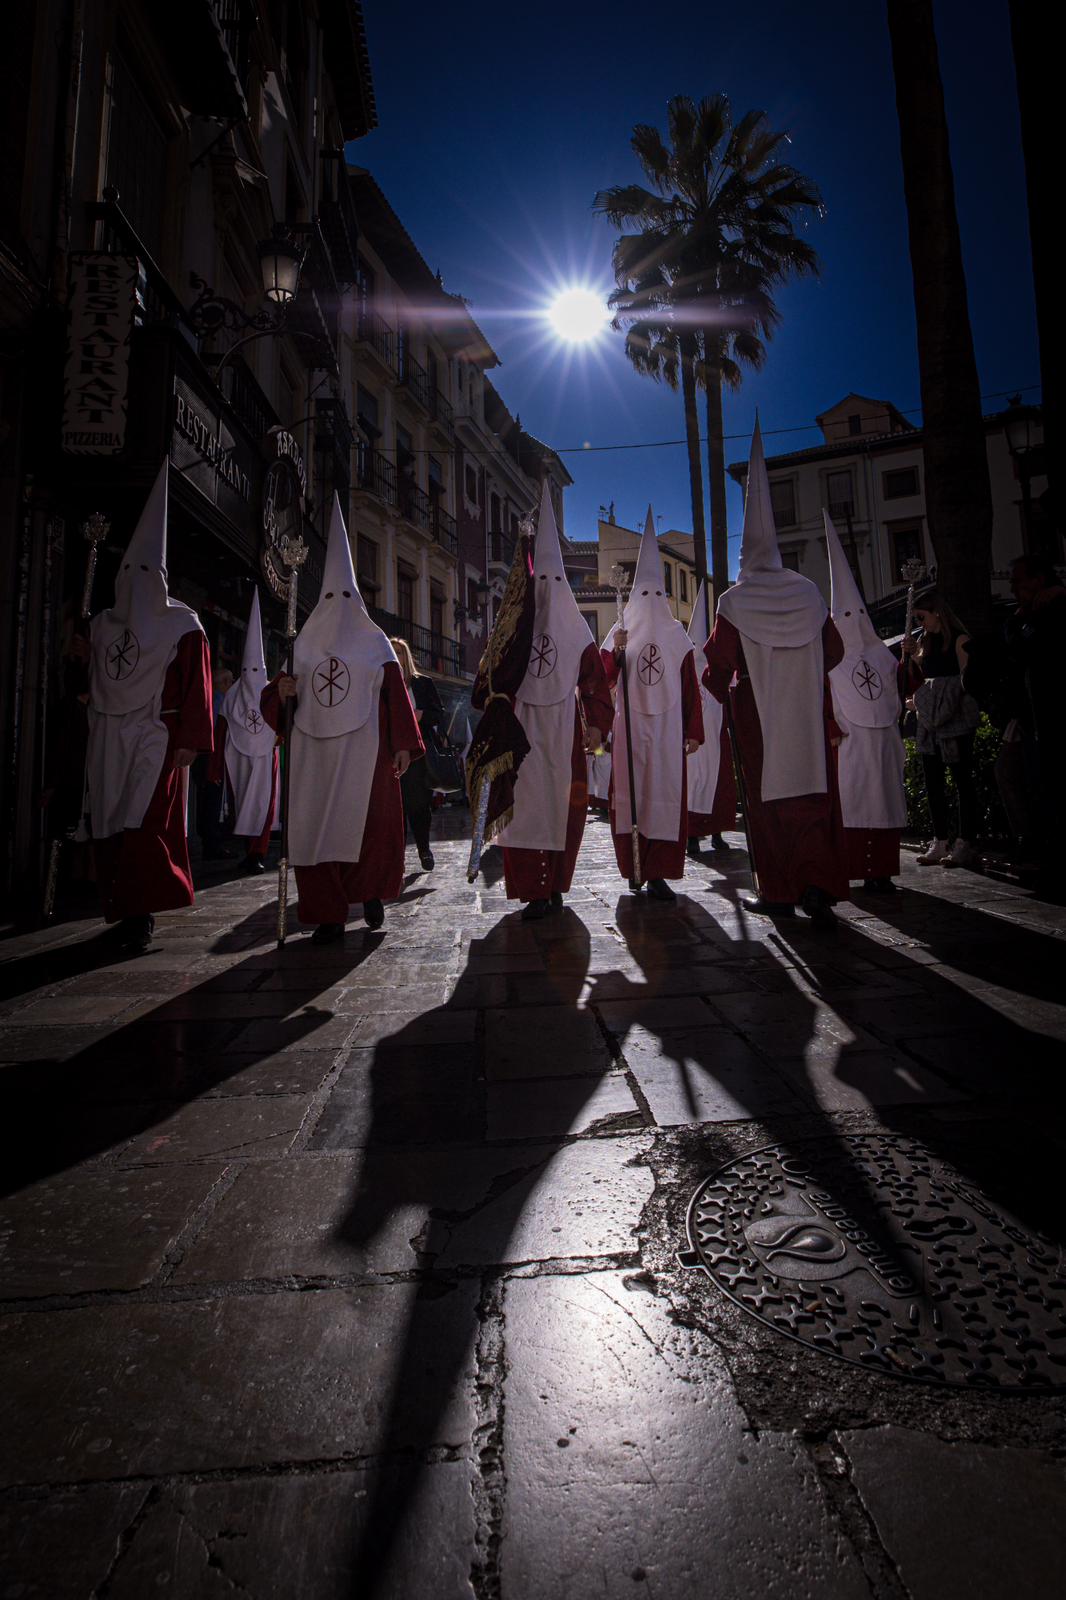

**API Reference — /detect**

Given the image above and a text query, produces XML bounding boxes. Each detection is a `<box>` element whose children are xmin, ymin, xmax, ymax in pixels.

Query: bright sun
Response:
<box><xmin>547</xmin><ymin>287</ymin><xmax>609</xmax><ymax>343</ymax></box>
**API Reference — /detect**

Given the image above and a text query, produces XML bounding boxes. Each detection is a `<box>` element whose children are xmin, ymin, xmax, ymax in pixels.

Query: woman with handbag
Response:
<box><xmin>391</xmin><ymin>637</ymin><xmax>445</xmax><ymax>871</ymax></box>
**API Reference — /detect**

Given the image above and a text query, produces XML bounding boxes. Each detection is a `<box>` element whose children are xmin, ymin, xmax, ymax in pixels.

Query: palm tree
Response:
<box><xmin>887</xmin><ymin>0</ymin><xmax>995</xmax><ymax>627</ymax></box>
<box><xmin>595</xmin><ymin>95</ymin><xmax>821</xmax><ymax>616</ymax></box>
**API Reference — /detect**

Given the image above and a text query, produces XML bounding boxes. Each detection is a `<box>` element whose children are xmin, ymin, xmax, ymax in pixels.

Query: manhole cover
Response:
<box><xmin>682</xmin><ymin>1135</ymin><xmax>1066</xmax><ymax>1389</ymax></box>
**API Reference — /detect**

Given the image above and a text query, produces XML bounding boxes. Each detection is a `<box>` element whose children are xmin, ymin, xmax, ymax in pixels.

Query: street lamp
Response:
<box><xmin>1004</xmin><ymin>394</ymin><xmax>1038</xmax><ymax>553</ymax></box>
<box><xmin>188</xmin><ymin>226</ymin><xmax>307</xmax><ymax>336</ymax></box>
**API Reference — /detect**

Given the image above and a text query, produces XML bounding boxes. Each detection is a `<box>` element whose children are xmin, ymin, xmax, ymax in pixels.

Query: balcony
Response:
<box><xmin>433</xmin><ymin>504</ymin><xmax>459</xmax><ymax>557</ymax></box>
<box><xmin>288</xmin><ymin>221</ymin><xmax>340</xmax><ymax>372</ymax></box>
<box><xmin>397</xmin><ymin>345</ymin><xmax>431</xmax><ymax>413</ymax></box>
<box><xmin>318</xmin><ymin>151</ymin><xmax>360</xmax><ymax>284</ymax></box>
<box><xmin>355</xmin><ymin>307</ymin><xmax>395</xmax><ymax>373</ymax></box>
<box><xmin>828</xmin><ymin>499</ymin><xmax>857</xmax><ymax>523</ymax></box>
<box><xmin>152</xmin><ymin>0</ymin><xmax>252</xmax><ymax>121</ymax></box>
<box><xmin>370</xmin><ymin>607</ymin><xmax>461</xmax><ymax>678</ymax></box>
<box><xmin>488</xmin><ymin>530</ymin><xmax>515</xmax><ymax>570</ymax></box>
<box><xmin>354</xmin><ymin>446</ymin><xmax>397</xmax><ymax>505</ymax></box>
<box><xmin>430</xmin><ymin>388</ymin><xmax>454</xmax><ymax>434</ymax></box>
<box><xmin>399</xmin><ymin>477</ymin><xmax>432</xmax><ymax>532</ymax></box>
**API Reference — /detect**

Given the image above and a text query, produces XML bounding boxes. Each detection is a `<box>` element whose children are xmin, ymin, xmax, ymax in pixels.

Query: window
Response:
<box><xmin>464</xmin><ymin>463</ymin><xmax>479</xmax><ymax>504</ymax></box>
<box><xmin>467</xmin><ymin>577</ymin><xmax>480</xmax><ymax>613</ymax></box>
<box><xmin>510</xmin><ymin>511</ymin><xmax>519</xmax><ymax>536</ymax></box>
<box><xmin>679</xmin><ymin>570</ymin><xmax>688</xmax><ymax>602</ymax></box>
<box><xmin>430</xmin><ymin>582</ymin><xmax>445</xmax><ymax>644</ymax></box>
<box><xmin>769</xmin><ymin>478</ymin><xmax>797</xmax><ymax>528</ymax></box>
<box><xmin>396</xmin><ymin>424</ymin><xmax>414</xmax><ymax>477</ymax></box>
<box><xmin>489</xmin><ymin>492</ymin><xmax>501</xmax><ymax>531</ymax></box>
<box><xmin>428</xmin><ymin>455</ymin><xmax>443</xmax><ymax>500</ymax></box>
<box><xmin>664</xmin><ymin>564</ymin><xmax>673</xmax><ymax>596</ymax></box>
<box><xmin>883</xmin><ymin>466</ymin><xmax>919</xmax><ymax>500</ymax></box>
<box><xmin>887</xmin><ymin>520</ymin><xmax>923</xmax><ymax>578</ymax></box>
<box><xmin>397</xmin><ymin>564</ymin><xmax>415</xmax><ymax>623</ymax></box>
<box><xmin>848</xmin><ymin>413</ymin><xmax>862</xmax><ymax>437</ymax></box>
<box><xmin>826</xmin><ymin>469</ymin><xmax>855</xmax><ymax>519</ymax></box>
<box><xmin>357</xmin><ymin>536</ymin><xmax>379</xmax><ymax>600</ymax></box>
<box><xmin>356</xmin><ymin>385</ymin><xmax>379</xmax><ymax>440</ymax></box>
<box><xmin>106</xmin><ymin>47</ymin><xmax>169</xmax><ymax>260</ymax></box>
<box><xmin>580</xmin><ymin>611</ymin><xmax>599</xmax><ymax>636</ymax></box>
<box><xmin>781</xmin><ymin>550</ymin><xmax>801</xmax><ymax>572</ymax></box>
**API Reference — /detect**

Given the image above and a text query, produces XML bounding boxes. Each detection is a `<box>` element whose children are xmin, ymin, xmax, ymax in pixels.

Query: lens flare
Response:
<box><xmin>547</xmin><ymin>287</ymin><xmax>609</xmax><ymax>344</ymax></box>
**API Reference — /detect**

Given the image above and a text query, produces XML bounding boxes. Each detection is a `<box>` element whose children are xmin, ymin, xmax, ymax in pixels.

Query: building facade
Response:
<box><xmin>729</xmin><ymin>393</ymin><xmax>1051</xmax><ymax>634</ymax></box>
<box><xmin>0</xmin><ymin>1</ymin><xmax>377</xmax><ymax>914</ymax></box>
<box><xmin>563</xmin><ymin>514</ymin><xmax>701</xmax><ymax>645</ymax></box>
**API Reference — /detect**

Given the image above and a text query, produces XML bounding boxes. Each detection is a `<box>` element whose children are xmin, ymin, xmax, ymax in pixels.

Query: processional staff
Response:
<box><xmin>276</xmin><ymin>532</ymin><xmax>309</xmax><ymax>947</ymax></box>
<box><xmin>42</xmin><ymin>512</ymin><xmax>110</xmax><ymax>921</ymax></box>
<box><xmin>608</xmin><ymin>563</ymin><xmax>642</xmax><ymax>891</ymax></box>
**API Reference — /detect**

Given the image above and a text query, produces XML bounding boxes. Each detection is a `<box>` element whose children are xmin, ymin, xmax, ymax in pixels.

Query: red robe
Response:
<box><xmin>843</xmin><ymin>658</ymin><xmax>921</xmax><ymax>881</ymax></box>
<box><xmin>601</xmin><ymin>649</ymin><xmax>704</xmax><ymax>882</ymax></box>
<box><xmin>703</xmin><ymin>615</ymin><xmax>849</xmax><ymax>904</ymax></box>
<box><xmin>476</xmin><ymin>641</ymin><xmax>613</xmax><ymax>901</ymax></box>
<box><xmin>262</xmin><ymin>662</ymin><xmax>423</xmax><ymax>923</ymax></box>
<box><xmin>687</xmin><ymin>721</ymin><xmax>738</xmax><ymax>836</ymax></box>
<box><xmin>207</xmin><ymin>718</ymin><xmax>279</xmax><ymax>858</ymax></box>
<box><xmin>94</xmin><ymin>630</ymin><xmax>213</xmax><ymax>921</ymax></box>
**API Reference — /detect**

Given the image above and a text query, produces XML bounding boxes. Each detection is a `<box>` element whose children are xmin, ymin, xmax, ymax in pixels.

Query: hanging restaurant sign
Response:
<box><xmin>261</xmin><ymin>427</ymin><xmax>308</xmax><ymax>599</ymax></box>
<box><xmin>61</xmin><ymin>254</ymin><xmax>139</xmax><ymax>455</ymax></box>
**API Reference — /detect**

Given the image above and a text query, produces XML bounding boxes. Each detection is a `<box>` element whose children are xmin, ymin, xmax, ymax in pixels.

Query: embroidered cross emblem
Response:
<box><xmin>852</xmin><ymin>659</ymin><xmax>883</xmax><ymax>700</ymax></box>
<box><xmin>638</xmin><ymin>643</ymin><xmax>664</xmax><ymax>685</ymax></box>
<box><xmin>312</xmin><ymin>656</ymin><xmax>351</xmax><ymax>707</ymax></box>
<box><xmin>244</xmin><ymin>708</ymin><xmax>264</xmax><ymax>734</ymax></box>
<box><xmin>105</xmin><ymin>629</ymin><xmax>140</xmax><ymax>680</ymax></box>
<box><xmin>530</xmin><ymin>632</ymin><xmax>557</xmax><ymax>677</ymax></box>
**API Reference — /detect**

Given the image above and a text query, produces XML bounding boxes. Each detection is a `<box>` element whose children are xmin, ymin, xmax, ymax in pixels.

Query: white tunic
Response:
<box><xmin>833</xmin><ymin>705</ymin><xmax>908</xmax><ymax>830</ymax></box>
<box><xmin>288</xmin><ymin>669</ymin><xmax>383</xmax><ymax>867</ymax></box>
<box><xmin>223</xmin><ymin>731</ymin><xmax>275</xmax><ymax>838</ymax></box>
<box><xmin>496</xmin><ymin>695</ymin><xmax>576</xmax><ymax>853</ymax></box>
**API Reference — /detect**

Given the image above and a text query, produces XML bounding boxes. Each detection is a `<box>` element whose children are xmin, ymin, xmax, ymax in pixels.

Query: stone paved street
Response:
<box><xmin>2</xmin><ymin>818</ymin><xmax>1065</xmax><ymax>1598</ymax></box>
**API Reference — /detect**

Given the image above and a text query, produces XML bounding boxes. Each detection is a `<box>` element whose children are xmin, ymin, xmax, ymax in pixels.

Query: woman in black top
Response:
<box><xmin>904</xmin><ymin>589</ymin><xmax>977</xmax><ymax>867</ymax></box>
<box><xmin>391</xmin><ymin>637</ymin><xmax>443</xmax><ymax>871</ymax></box>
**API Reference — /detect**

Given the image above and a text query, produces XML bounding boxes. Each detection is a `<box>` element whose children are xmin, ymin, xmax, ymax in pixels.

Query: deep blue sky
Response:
<box><xmin>347</xmin><ymin>0</ymin><xmax>1037</xmax><ymax>570</ymax></box>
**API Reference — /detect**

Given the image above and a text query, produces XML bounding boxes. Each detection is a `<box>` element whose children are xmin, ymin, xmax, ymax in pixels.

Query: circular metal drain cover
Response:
<box><xmin>683</xmin><ymin>1135</ymin><xmax>1066</xmax><ymax>1389</ymax></box>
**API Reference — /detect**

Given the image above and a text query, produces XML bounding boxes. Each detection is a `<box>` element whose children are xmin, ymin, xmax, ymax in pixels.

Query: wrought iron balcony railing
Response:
<box><xmin>369</xmin><ymin>606</ymin><xmax>460</xmax><ymax>677</ymax></box>
<box><xmin>433</xmin><ymin>503</ymin><xmax>458</xmax><ymax>557</ymax></box>
<box><xmin>355</xmin><ymin>307</ymin><xmax>395</xmax><ymax>369</ymax></box>
<box><xmin>488</xmin><ymin>530</ymin><xmax>515</xmax><ymax>567</ymax></box>
<box><xmin>354</xmin><ymin>446</ymin><xmax>397</xmax><ymax>504</ymax></box>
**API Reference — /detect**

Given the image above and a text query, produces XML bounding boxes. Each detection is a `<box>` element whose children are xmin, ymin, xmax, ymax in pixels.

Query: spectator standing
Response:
<box><xmin>391</xmin><ymin>636</ymin><xmax>443</xmax><ymax>872</ymax></box>
<box><xmin>907</xmin><ymin>588</ymin><xmax>979</xmax><ymax>867</ymax></box>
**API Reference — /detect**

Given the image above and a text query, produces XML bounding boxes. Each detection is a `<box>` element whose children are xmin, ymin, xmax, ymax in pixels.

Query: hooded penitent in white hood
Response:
<box><xmin>715</xmin><ymin>421</ymin><xmax>828</xmax><ymax>802</ymax></box>
<box><xmin>87</xmin><ymin>459</ymin><xmax>204</xmax><ymax>836</ymax></box>
<box><xmin>496</xmin><ymin>479</ymin><xmax>596</xmax><ymax>852</ymax></box>
<box><xmin>603</xmin><ymin>508</ymin><xmax>695</xmax><ymax>838</ymax></box>
<box><xmin>287</xmin><ymin>496</ymin><xmax>399</xmax><ymax>867</ymax></box>
<box><xmin>220</xmin><ymin>588</ymin><xmax>276</xmax><ymax>836</ymax></box>
<box><xmin>685</xmin><ymin>581</ymin><xmax>724</xmax><ymax>814</ymax></box>
<box><xmin>824</xmin><ymin>510</ymin><xmax>907</xmax><ymax>830</ymax></box>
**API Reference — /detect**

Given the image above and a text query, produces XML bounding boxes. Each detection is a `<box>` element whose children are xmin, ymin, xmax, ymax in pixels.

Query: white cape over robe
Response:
<box><xmin>496</xmin><ymin>481</ymin><xmax>594</xmax><ymax>853</ymax></box>
<box><xmin>221</xmin><ymin>588</ymin><xmax>275</xmax><ymax>837</ymax></box>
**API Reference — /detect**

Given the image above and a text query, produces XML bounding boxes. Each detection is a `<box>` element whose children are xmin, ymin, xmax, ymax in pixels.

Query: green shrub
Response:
<box><xmin>902</xmin><ymin>714</ymin><xmax>1009</xmax><ymax>842</ymax></box>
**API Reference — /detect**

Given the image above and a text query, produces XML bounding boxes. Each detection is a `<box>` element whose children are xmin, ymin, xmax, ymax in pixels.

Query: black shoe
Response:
<box><xmin>117</xmin><ymin>914</ymin><xmax>154</xmax><ymax>954</ymax></box>
<box><xmin>686</xmin><ymin>836</ymin><xmax>702</xmax><ymax>860</ymax></box>
<box><xmin>710</xmin><ymin>833</ymin><xmax>730</xmax><ymax>853</ymax></box>
<box><xmin>646</xmin><ymin>878</ymin><xmax>677</xmax><ymax>903</ymax></box>
<box><xmin>418</xmin><ymin>850</ymin><xmax>435</xmax><ymax>871</ymax></box>
<box><xmin>548</xmin><ymin>891</ymin><xmax>564</xmax><ymax>914</ymax></box>
<box><xmin>522</xmin><ymin>898</ymin><xmax>550</xmax><ymax>921</ymax></box>
<box><xmin>241</xmin><ymin>855</ymin><xmax>266</xmax><ymax>874</ymax></box>
<box><xmin>628</xmin><ymin>878</ymin><xmax>643</xmax><ymax>895</ymax></box>
<box><xmin>800</xmin><ymin>886</ymin><xmax>837</xmax><ymax>928</ymax></box>
<box><xmin>310</xmin><ymin>921</ymin><xmax>345</xmax><ymax>945</ymax></box>
<box><xmin>363</xmin><ymin>899</ymin><xmax>385</xmax><ymax>930</ymax></box>
<box><xmin>742</xmin><ymin>898</ymin><xmax>795</xmax><ymax>918</ymax></box>
<box><xmin>862</xmin><ymin>876</ymin><xmax>897</xmax><ymax>894</ymax></box>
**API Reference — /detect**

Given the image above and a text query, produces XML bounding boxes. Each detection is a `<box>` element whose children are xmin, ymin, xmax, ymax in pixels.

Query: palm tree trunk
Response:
<box><xmin>702</xmin><ymin>342</ymin><xmax>729</xmax><ymax>623</ymax></box>
<box><xmin>887</xmin><ymin>0</ymin><xmax>994</xmax><ymax>629</ymax></box>
<box><xmin>679</xmin><ymin>331</ymin><xmax>709</xmax><ymax>618</ymax></box>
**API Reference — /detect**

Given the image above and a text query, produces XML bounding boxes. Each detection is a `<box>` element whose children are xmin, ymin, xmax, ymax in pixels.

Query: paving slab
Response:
<box><xmin>484</xmin><ymin>1004</ymin><xmax>612</xmax><ymax>1081</ymax></box>
<box><xmin>843</xmin><ymin>1425</ymin><xmax>1066</xmax><ymax>1600</ymax></box>
<box><xmin>486</xmin><ymin>1071</ymin><xmax>641</xmax><ymax>1140</ymax></box>
<box><xmin>0</xmin><ymin>1281</ymin><xmax>479</xmax><ymax>1486</ymax></box>
<box><xmin>0</xmin><ymin>1483</ymin><xmax>148</xmax><ymax>1598</ymax></box>
<box><xmin>0</xmin><ymin>1162</ymin><xmax>225</xmax><ymax>1297</ymax></box>
<box><xmin>117</xmin><ymin>1095</ymin><xmax>310</xmax><ymax>1164</ymax></box>
<box><xmin>500</xmin><ymin>1273</ymin><xmax>869</xmax><ymax>1599</ymax></box>
<box><xmin>107</xmin><ymin>1464</ymin><xmax>477</xmax><ymax>1600</ymax></box>
<box><xmin>309</xmin><ymin>1044</ymin><xmax>479</xmax><ymax>1148</ymax></box>
<box><xmin>622</xmin><ymin>1027</ymin><xmax>807</xmax><ymax>1125</ymax></box>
